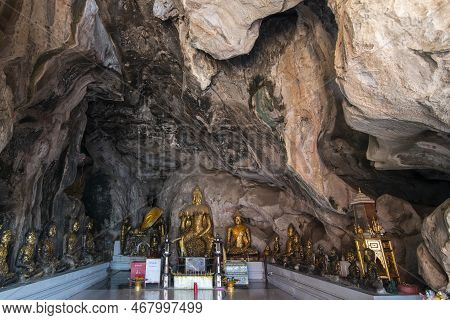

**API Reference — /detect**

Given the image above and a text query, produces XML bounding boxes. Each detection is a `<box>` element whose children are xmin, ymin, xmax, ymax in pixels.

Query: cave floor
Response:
<box><xmin>69</xmin><ymin>271</ymin><xmax>295</xmax><ymax>300</ymax></box>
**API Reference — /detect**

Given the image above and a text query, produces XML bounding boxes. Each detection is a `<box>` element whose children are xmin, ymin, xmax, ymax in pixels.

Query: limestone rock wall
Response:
<box><xmin>0</xmin><ymin>0</ymin><xmax>448</xmax><ymax>291</ymax></box>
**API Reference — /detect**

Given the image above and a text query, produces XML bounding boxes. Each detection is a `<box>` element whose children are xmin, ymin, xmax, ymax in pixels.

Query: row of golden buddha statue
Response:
<box><xmin>119</xmin><ymin>186</ymin><xmax>260</xmax><ymax>261</ymax></box>
<box><xmin>264</xmin><ymin>223</ymin><xmax>384</xmax><ymax>290</ymax></box>
<box><xmin>0</xmin><ymin>217</ymin><xmax>100</xmax><ymax>288</ymax></box>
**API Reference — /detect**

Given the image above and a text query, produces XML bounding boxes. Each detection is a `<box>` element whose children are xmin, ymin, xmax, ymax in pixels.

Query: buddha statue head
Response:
<box><xmin>86</xmin><ymin>219</ymin><xmax>94</xmax><ymax>232</ymax></box>
<box><xmin>26</xmin><ymin>231</ymin><xmax>38</xmax><ymax>245</ymax></box>
<box><xmin>287</xmin><ymin>223</ymin><xmax>296</xmax><ymax>237</ymax></box>
<box><xmin>47</xmin><ymin>223</ymin><xmax>57</xmax><ymax>238</ymax></box>
<box><xmin>71</xmin><ymin>220</ymin><xmax>80</xmax><ymax>233</ymax></box>
<box><xmin>192</xmin><ymin>186</ymin><xmax>203</xmax><ymax>205</ymax></box>
<box><xmin>1</xmin><ymin>229</ymin><xmax>12</xmax><ymax>245</ymax></box>
<box><xmin>233</xmin><ymin>211</ymin><xmax>243</xmax><ymax>225</ymax></box>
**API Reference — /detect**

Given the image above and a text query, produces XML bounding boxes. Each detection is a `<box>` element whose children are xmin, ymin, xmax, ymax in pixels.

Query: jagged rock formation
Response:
<box><xmin>419</xmin><ymin>199</ymin><xmax>450</xmax><ymax>291</ymax></box>
<box><xmin>0</xmin><ymin>0</ymin><xmax>448</xmax><ymax>291</ymax></box>
<box><xmin>329</xmin><ymin>0</ymin><xmax>450</xmax><ymax>173</ymax></box>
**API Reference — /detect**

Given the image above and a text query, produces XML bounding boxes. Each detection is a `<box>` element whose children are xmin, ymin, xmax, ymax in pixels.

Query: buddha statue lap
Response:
<box><xmin>174</xmin><ymin>186</ymin><xmax>214</xmax><ymax>257</ymax></box>
<box><xmin>226</xmin><ymin>211</ymin><xmax>259</xmax><ymax>261</ymax></box>
<box><xmin>16</xmin><ymin>231</ymin><xmax>43</xmax><ymax>282</ymax></box>
<box><xmin>0</xmin><ymin>229</ymin><xmax>17</xmax><ymax>287</ymax></box>
<box><xmin>38</xmin><ymin>223</ymin><xmax>65</xmax><ymax>275</ymax></box>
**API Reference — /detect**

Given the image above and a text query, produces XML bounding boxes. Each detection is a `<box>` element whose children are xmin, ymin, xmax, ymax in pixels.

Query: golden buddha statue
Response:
<box><xmin>0</xmin><ymin>229</ymin><xmax>16</xmax><ymax>286</ymax></box>
<box><xmin>82</xmin><ymin>218</ymin><xmax>96</xmax><ymax>264</ymax></box>
<box><xmin>271</xmin><ymin>234</ymin><xmax>282</xmax><ymax>263</ymax></box>
<box><xmin>226</xmin><ymin>211</ymin><xmax>259</xmax><ymax>261</ymax></box>
<box><xmin>85</xmin><ymin>219</ymin><xmax>95</xmax><ymax>255</ymax></box>
<box><xmin>304</xmin><ymin>239</ymin><xmax>314</xmax><ymax>269</ymax></box>
<box><xmin>314</xmin><ymin>245</ymin><xmax>327</xmax><ymax>275</ymax></box>
<box><xmin>119</xmin><ymin>216</ymin><xmax>132</xmax><ymax>255</ymax></box>
<box><xmin>127</xmin><ymin>208</ymin><xmax>165</xmax><ymax>256</ymax></box>
<box><xmin>16</xmin><ymin>231</ymin><xmax>43</xmax><ymax>281</ymax></box>
<box><xmin>38</xmin><ymin>223</ymin><xmax>64</xmax><ymax>275</ymax></box>
<box><xmin>263</xmin><ymin>244</ymin><xmax>271</xmax><ymax>258</ymax></box>
<box><xmin>291</xmin><ymin>234</ymin><xmax>304</xmax><ymax>265</ymax></box>
<box><xmin>64</xmin><ymin>219</ymin><xmax>81</xmax><ymax>269</ymax></box>
<box><xmin>284</xmin><ymin>223</ymin><xmax>298</xmax><ymax>257</ymax></box>
<box><xmin>328</xmin><ymin>247</ymin><xmax>340</xmax><ymax>276</ymax></box>
<box><xmin>175</xmin><ymin>186</ymin><xmax>214</xmax><ymax>257</ymax></box>
<box><xmin>363</xmin><ymin>248</ymin><xmax>385</xmax><ymax>291</ymax></box>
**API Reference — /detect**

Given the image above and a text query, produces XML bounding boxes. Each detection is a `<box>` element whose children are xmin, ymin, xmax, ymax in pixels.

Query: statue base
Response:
<box><xmin>173</xmin><ymin>274</ymin><xmax>213</xmax><ymax>289</ymax></box>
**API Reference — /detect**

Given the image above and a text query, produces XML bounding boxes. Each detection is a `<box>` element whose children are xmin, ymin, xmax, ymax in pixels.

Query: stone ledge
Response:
<box><xmin>0</xmin><ymin>263</ymin><xmax>110</xmax><ymax>300</ymax></box>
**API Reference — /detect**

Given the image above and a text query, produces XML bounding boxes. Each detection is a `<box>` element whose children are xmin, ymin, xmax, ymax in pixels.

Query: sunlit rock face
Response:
<box><xmin>329</xmin><ymin>0</ymin><xmax>450</xmax><ymax>173</ymax></box>
<box><xmin>0</xmin><ymin>0</ymin><xmax>449</xmax><ymax>291</ymax></box>
<box><xmin>181</xmin><ymin>0</ymin><xmax>303</xmax><ymax>60</ymax></box>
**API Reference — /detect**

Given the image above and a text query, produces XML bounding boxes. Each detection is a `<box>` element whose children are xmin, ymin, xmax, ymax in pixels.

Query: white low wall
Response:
<box><xmin>267</xmin><ymin>264</ymin><xmax>420</xmax><ymax>300</ymax></box>
<box><xmin>0</xmin><ymin>263</ymin><xmax>109</xmax><ymax>300</ymax></box>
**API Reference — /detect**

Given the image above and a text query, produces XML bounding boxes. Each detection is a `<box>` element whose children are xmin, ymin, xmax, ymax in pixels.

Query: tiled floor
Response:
<box><xmin>69</xmin><ymin>271</ymin><xmax>295</xmax><ymax>300</ymax></box>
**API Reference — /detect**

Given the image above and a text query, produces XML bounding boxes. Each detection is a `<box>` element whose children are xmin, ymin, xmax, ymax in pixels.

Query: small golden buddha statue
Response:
<box><xmin>82</xmin><ymin>218</ymin><xmax>96</xmax><ymax>264</ymax></box>
<box><xmin>16</xmin><ymin>231</ymin><xmax>43</xmax><ymax>281</ymax></box>
<box><xmin>0</xmin><ymin>229</ymin><xmax>16</xmax><ymax>286</ymax></box>
<box><xmin>64</xmin><ymin>219</ymin><xmax>81</xmax><ymax>269</ymax></box>
<box><xmin>284</xmin><ymin>223</ymin><xmax>298</xmax><ymax>258</ymax></box>
<box><xmin>271</xmin><ymin>234</ymin><xmax>282</xmax><ymax>263</ymax></box>
<box><xmin>127</xmin><ymin>208</ymin><xmax>165</xmax><ymax>256</ymax></box>
<box><xmin>119</xmin><ymin>216</ymin><xmax>132</xmax><ymax>255</ymax></box>
<box><xmin>263</xmin><ymin>244</ymin><xmax>271</xmax><ymax>258</ymax></box>
<box><xmin>314</xmin><ymin>245</ymin><xmax>327</xmax><ymax>275</ymax></box>
<box><xmin>346</xmin><ymin>250</ymin><xmax>360</xmax><ymax>285</ymax></box>
<box><xmin>175</xmin><ymin>186</ymin><xmax>214</xmax><ymax>257</ymax></box>
<box><xmin>226</xmin><ymin>211</ymin><xmax>259</xmax><ymax>261</ymax></box>
<box><xmin>328</xmin><ymin>247</ymin><xmax>340</xmax><ymax>276</ymax></box>
<box><xmin>363</xmin><ymin>248</ymin><xmax>385</xmax><ymax>291</ymax></box>
<box><xmin>363</xmin><ymin>249</ymin><xmax>378</xmax><ymax>281</ymax></box>
<box><xmin>38</xmin><ymin>223</ymin><xmax>64</xmax><ymax>275</ymax></box>
<box><xmin>291</xmin><ymin>234</ymin><xmax>304</xmax><ymax>265</ymax></box>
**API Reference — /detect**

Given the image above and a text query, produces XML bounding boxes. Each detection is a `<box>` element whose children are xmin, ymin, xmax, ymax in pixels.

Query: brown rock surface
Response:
<box><xmin>417</xmin><ymin>243</ymin><xmax>447</xmax><ymax>291</ymax></box>
<box><xmin>421</xmin><ymin>199</ymin><xmax>450</xmax><ymax>290</ymax></box>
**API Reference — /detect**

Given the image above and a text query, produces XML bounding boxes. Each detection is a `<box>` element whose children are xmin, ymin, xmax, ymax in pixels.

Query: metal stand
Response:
<box><xmin>162</xmin><ymin>235</ymin><xmax>171</xmax><ymax>288</ymax></box>
<box><xmin>213</xmin><ymin>234</ymin><xmax>223</xmax><ymax>288</ymax></box>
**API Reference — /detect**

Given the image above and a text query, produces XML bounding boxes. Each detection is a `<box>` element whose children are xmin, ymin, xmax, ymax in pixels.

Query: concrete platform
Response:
<box><xmin>69</xmin><ymin>271</ymin><xmax>294</xmax><ymax>300</ymax></box>
<box><xmin>267</xmin><ymin>264</ymin><xmax>421</xmax><ymax>300</ymax></box>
